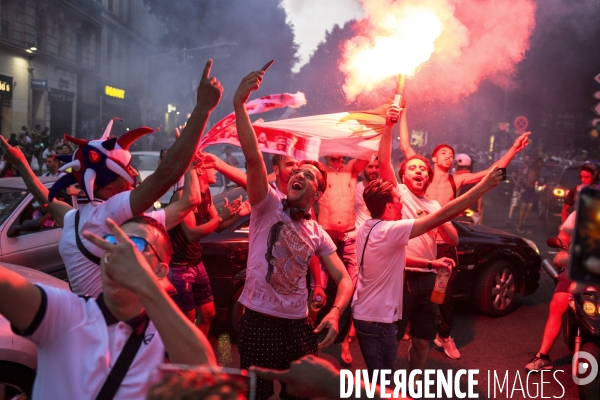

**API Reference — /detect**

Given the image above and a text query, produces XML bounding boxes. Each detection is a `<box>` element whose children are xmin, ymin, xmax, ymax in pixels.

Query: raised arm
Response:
<box><xmin>349</xmin><ymin>158</ymin><xmax>368</xmax><ymax>176</ymax></box>
<box><xmin>203</xmin><ymin>153</ymin><xmax>247</xmax><ymax>189</ymax></box>
<box><xmin>130</xmin><ymin>60</ymin><xmax>222</xmax><ymax>216</ymax></box>
<box><xmin>83</xmin><ymin>219</ymin><xmax>216</xmax><ymax>366</ymax></box>
<box><xmin>0</xmin><ymin>264</ymin><xmax>43</xmax><ymax>332</ymax></box>
<box><xmin>378</xmin><ymin>105</ymin><xmax>401</xmax><ymax>185</ymax></box>
<box><xmin>456</xmin><ymin>132</ymin><xmax>530</xmax><ymax>187</ymax></box>
<box><xmin>411</xmin><ymin>167</ymin><xmax>502</xmax><ymax>239</ymax></box>
<box><xmin>399</xmin><ymin>105</ymin><xmax>416</xmax><ymax>160</ymax></box>
<box><xmin>0</xmin><ymin>136</ymin><xmax>72</xmax><ymax>226</ymax></box>
<box><xmin>162</xmin><ymin>168</ymin><xmax>202</xmax><ymax>231</ymax></box>
<box><xmin>233</xmin><ymin>71</ymin><xmax>267</xmax><ymax>205</ymax></box>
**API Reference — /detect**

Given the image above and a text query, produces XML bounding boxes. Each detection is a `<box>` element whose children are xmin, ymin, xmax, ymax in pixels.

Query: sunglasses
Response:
<box><xmin>103</xmin><ymin>234</ymin><xmax>163</xmax><ymax>263</ymax></box>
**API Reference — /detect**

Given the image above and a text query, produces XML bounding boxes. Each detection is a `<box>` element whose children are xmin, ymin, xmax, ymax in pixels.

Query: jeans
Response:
<box><xmin>354</xmin><ymin>319</ymin><xmax>398</xmax><ymax>374</ymax></box>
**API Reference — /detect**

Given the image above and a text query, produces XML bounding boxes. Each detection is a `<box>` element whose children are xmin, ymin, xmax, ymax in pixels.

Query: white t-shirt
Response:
<box><xmin>14</xmin><ymin>285</ymin><xmax>165</xmax><ymax>400</ymax></box>
<box><xmin>352</xmin><ymin>218</ymin><xmax>414</xmax><ymax>323</ymax></box>
<box><xmin>239</xmin><ymin>186</ymin><xmax>336</xmax><ymax>319</ymax></box>
<box><xmin>398</xmin><ymin>183</ymin><xmax>440</xmax><ymax>272</ymax></box>
<box><xmin>354</xmin><ymin>181</ymin><xmax>371</xmax><ymax>230</ymax></box>
<box><xmin>60</xmin><ymin>191</ymin><xmax>166</xmax><ymax>297</ymax></box>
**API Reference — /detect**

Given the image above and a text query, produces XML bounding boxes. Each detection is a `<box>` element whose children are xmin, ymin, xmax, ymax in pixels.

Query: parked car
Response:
<box><xmin>0</xmin><ymin>263</ymin><xmax>70</xmax><ymax>398</ymax></box>
<box><xmin>537</xmin><ymin>162</ymin><xmax>600</xmax><ymax>234</ymax></box>
<box><xmin>0</xmin><ymin>177</ymin><xmax>68</xmax><ymax>279</ymax></box>
<box><xmin>130</xmin><ymin>150</ymin><xmax>245</xmax><ymax>206</ymax></box>
<box><xmin>201</xmin><ymin>188</ymin><xmax>542</xmax><ymax>339</ymax></box>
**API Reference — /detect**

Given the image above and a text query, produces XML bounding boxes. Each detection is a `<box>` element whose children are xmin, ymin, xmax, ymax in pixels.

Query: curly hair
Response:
<box><xmin>398</xmin><ymin>155</ymin><xmax>434</xmax><ymax>184</ymax></box>
<box><xmin>363</xmin><ymin>179</ymin><xmax>396</xmax><ymax>218</ymax></box>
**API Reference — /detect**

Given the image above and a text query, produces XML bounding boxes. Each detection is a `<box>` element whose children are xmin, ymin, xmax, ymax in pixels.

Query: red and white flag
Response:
<box><xmin>202</xmin><ymin>96</ymin><xmax>388</xmax><ymax>160</ymax></box>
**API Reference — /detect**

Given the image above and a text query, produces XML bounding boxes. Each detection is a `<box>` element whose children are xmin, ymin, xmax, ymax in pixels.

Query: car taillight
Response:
<box><xmin>553</xmin><ymin>188</ymin><xmax>566</xmax><ymax>197</ymax></box>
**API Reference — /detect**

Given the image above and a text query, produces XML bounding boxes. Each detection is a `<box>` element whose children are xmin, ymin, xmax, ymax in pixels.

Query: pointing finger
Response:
<box><xmin>249</xmin><ymin>366</ymin><xmax>290</xmax><ymax>381</ymax></box>
<box><xmin>202</xmin><ymin>59</ymin><xmax>213</xmax><ymax>80</ymax></box>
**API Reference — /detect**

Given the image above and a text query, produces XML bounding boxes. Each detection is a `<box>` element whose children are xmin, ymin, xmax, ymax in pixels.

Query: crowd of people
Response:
<box><xmin>0</xmin><ymin>58</ymin><xmax>595</xmax><ymax>400</ymax></box>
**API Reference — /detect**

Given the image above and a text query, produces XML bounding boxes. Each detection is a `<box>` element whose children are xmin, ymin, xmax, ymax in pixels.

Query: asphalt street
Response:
<box><xmin>207</xmin><ymin>189</ymin><xmax>581</xmax><ymax>400</ymax></box>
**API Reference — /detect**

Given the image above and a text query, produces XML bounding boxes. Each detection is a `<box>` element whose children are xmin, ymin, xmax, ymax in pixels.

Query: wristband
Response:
<box><xmin>331</xmin><ymin>305</ymin><xmax>342</xmax><ymax>314</ymax></box>
<box><xmin>428</xmin><ymin>260</ymin><xmax>433</xmax><ymax>270</ymax></box>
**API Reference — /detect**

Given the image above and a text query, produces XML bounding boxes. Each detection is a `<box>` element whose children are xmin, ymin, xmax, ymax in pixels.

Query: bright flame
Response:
<box><xmin>341</xmin><ymin>6</ymin><xmax>442</xmax><ymax>100</ymax></box>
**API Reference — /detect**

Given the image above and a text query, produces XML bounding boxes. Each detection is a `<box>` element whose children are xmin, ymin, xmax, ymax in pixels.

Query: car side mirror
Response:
<box><xmin>6</xmin><ymin>225</ymin><xmax>18</xmax><ymax>237</ymax></box>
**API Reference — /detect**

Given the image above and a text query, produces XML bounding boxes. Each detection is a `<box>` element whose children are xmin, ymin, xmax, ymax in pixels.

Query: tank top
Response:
<box><xmin>168</xmin><ymin>190</ymin><xmax>212</xmax><ymax>265</ymax></box>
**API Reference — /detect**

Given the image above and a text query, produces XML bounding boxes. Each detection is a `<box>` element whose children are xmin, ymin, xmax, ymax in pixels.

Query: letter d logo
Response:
<box><xmin>573</xmin><ymin>351</ymin><xmax>599</xmax><ymax>386</ymax></box>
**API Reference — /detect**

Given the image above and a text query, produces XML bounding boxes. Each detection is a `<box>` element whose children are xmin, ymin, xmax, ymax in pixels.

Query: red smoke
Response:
<box><xmin>340</xmin><ymin>0</ymin><xmax>536</xmax><ymax>104</ymax></box>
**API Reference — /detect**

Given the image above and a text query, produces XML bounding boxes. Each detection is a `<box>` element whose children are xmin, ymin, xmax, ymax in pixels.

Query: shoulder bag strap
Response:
<box><xmin>355</xmin><ymin>220</ymin><xmax>383</xmax><ymax>290</ymax></box>
<box><xmin>95</xmin><ymin>321</ymin><xmax>149</xmax><ymax>400</ymax></box>
<box><xmin>75</xmin><ymin>210</ymin><xmax>101</xmax><ymax>265</ymax></box>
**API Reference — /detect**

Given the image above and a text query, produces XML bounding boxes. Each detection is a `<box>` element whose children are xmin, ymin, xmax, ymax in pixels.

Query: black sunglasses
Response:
<box><xmin>104</xmin><ymin>234</ymin><xmax>163</xmax><ymax>263</ymax></box>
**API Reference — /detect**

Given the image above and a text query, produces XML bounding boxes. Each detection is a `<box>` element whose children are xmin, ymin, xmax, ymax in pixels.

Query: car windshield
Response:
<box><xmin>559</xmin><ymin>167</ymin><xmax>581</xmax><ymax>188</ymax></box>
<box><xmin>131</xmin><ymin>154</ymin><xmax>159</xmax><ymax>171</ymax></box>
<box><xmin>0</xmin><ymin>188</ymin><xmax>28</xmax><ymax>226</ymax></box>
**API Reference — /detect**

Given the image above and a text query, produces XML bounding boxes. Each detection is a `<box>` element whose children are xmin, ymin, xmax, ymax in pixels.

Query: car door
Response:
<box><xmin>0</xmin><ymin>194</ymin><xmax>64</xmax><ymax>274</ymax></box>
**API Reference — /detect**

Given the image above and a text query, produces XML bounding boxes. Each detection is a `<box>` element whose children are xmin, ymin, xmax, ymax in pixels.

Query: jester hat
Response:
<box><xmin>48</xmin><ymin>118</ymin><xmax>155</xmax><ymax>202</ymax></box>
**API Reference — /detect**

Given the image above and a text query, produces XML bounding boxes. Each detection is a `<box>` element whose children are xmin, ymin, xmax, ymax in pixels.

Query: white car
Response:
<box><xmin>0</xmin><ymin>177</ymin><xmax>70</xmax><ymax>279</ymax></box>
<box><xmin>0</xmin><ymin>263</ymin><xmax>70</xmax><ymax>398</ymax></box>
<box><xmin>130</xmin><ymin>150</ymin><xmax>245</xmax><ymax>204</ymax></box>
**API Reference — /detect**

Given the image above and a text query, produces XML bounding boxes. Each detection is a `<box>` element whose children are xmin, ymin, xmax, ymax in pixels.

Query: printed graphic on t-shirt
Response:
<box><xmin>265</xmin><ymin>221</ymin><xmax>314</xmax><ymax>295</ymax></box>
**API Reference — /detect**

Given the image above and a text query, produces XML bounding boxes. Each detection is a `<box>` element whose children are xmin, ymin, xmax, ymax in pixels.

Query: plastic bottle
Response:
<box><xmin>311</xmin><ymin>295</ymin><xmax>324</xmax><ymax>312</ymax></box>
<box><xmin>431</xmin><ymin>268</ymin><xmax>450</xmax><ymax>304</ymax></box>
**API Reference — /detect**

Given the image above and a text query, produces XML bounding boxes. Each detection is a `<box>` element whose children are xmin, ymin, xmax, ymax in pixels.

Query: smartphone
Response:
<box><xmin>498</xmin><ymin>168</ymin><xmax>507</xmax><ymax>181</ymax></box>
<box><xmin>261</xmin><ymin>60</ymin><xmax>274</xmax><ymax>72</ymax></box>
<box><xmin>150</xmin><ymin>364</ymin><xmax>256</xmax><ymax>400</ymax></box>
<box><xmin>568</xmin><ymin>187</ymin><xmax>600</xmax><ymax>284</ymax></box>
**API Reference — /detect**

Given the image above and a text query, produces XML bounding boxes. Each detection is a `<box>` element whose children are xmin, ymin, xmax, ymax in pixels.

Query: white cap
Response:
<box><xmin>455</xmin><ymin>154</ymin><xmax>472</xmax><ymax>167</ymax></box>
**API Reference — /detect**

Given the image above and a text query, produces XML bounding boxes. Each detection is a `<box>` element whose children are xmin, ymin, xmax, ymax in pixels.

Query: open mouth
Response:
<box><xmin>413</xmin><ymin>176</ymin><xmax>424</xmax><ymax>183</ymax></box>
<box><xmin>291</xmin><ymin>181</ymin><xmax>303</xmax><ymax>190</ymax></box>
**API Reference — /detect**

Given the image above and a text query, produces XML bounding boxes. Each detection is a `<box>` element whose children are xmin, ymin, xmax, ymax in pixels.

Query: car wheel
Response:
<box><xmin>0</xmin><ymin>361</ymin><xmax>35</xmax><ymax>399</ymax></box>
<box><xmin>473</xmin><ymin>260</ymin><xmax>518</xmax><ymax>317</ymax></box>
<box><xmin>228</xmin><ymin>284</ymin><xmax>246</xmax><ymax>342</ymax></box>
<box><xmin>578</xmin><ymin>342</ymin><xmax>600</xmax><ymax>400</ymax></box>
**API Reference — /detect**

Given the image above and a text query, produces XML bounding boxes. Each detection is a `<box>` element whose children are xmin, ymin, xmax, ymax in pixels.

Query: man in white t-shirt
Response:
<box><xmin>1</xmin><ymin>216</ymin><xmax>216</xmax><ymax>399</ymax></box>
<box><xmin>233</xmin><ymin>69</ymin><xmax>352</xmax><ymax>400</ymax></box>
<box><xmin>353</xmin><ymin>169</ymin><xmax>500</xmax><ymax>373</ymax></box>
<box><xmin>0</xmin><ymin>60</ymin><xmax>222</xmax><ymax>297</ymax></box>
<box><xmin>378</xmin><ymin>105</ymin><xmax>461</xmax><ymax>378</ymax></box>
<box><xmin>355</xmin><ymin>156</ymin><xmax>379</xmax><ymax>230</ymax></box>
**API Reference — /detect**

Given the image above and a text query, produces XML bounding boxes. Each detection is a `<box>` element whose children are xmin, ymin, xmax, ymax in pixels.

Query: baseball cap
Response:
<box><xmin>455</xmin><ymin>154</ymin><xmax>472</xmax><ymax>167</ymax></box>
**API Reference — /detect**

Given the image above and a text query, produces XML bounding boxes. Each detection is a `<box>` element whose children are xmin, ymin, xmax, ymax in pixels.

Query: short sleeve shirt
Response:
<box><xmin>354</xmin><ymin>181</ymin><xmax>371</xmax><ymax>230</ymax></box>
<box><xmin>352</xmin><ymin>218</ymin><xmax>414</xmax><ymax>323</ymax></box>
<box><xmin>238</xmin><ymin>186</ymin><xmax>336</xmax><ymax>319</ymax></box>
<box><xmin>397</xmin><ymin>183</ymin><xmax>441</xmax><ymax>271</ymax></box>
<box><xmin>60</xmin><ymin>191</ymin><xmax>166</xmax><ymax>297</ymax></box>
<box><xmin>13</xmin><ymin>285</ymin><xmax>165</xmax><ymax>400</ymax></box>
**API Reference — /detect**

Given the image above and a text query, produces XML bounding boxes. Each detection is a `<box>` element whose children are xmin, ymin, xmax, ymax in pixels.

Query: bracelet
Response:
<box><xmin>331</xmin><ymin>305</ymin><xmax>342</xmax><ymax>314</ymax></box>
<box><xmin>314</xmin><ymin>284</ymin><xmax>324</xmax><ymax>288</ymax></box>
<box><xmin>428</xmin><ymin>260</ymin><xmax>433</xmax><ymax>270</ymax></box>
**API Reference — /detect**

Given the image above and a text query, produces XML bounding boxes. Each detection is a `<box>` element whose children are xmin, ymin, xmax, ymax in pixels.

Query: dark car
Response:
<box><xmin>200</xmin><ymin>188</ymin><xmax>542</xmax><ymax>338</ymax></box>
<box><xmin>537</xmin><ymin>162</ymin><xmax>599</xmax><ymax>234</ymax></box>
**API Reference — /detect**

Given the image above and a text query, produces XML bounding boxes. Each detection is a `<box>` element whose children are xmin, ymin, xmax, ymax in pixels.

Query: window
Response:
<box><xmin>0</xmin><ymin>189</ymin><xmax>27</xmax><ymax>226</ymax></box>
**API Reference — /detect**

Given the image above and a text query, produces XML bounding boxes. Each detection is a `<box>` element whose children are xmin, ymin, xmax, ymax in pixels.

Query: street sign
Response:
<box><xmin>595</xmin><ymin>73</ymin><xmax>600</xmax><ymax>85</ymax></box>
<box><xmin>593</xmin><ymin>103</ymin><xmax>600</xmax><ymax>116</ymax></box>
<box><xmin>514</xmin><ymin>116</ymin><xmax>528</xmax><ymax>131</ymax></box>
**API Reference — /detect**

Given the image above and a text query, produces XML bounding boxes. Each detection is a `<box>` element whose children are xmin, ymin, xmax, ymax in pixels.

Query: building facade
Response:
<box><xmin>0</xmin><ymin>0</ymin><xmax>160</xmax><ymax>141</ymax></box>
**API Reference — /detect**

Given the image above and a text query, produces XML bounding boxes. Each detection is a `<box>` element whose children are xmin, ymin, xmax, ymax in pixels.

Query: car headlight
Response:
<box><xmin>583</xmin><ymin>301</ymin><xmax>596</xmax><ymax>316</ymax></box>
<box><xmin>522</xmin><ymin>238</ymin><xmax>540</xmax><ymax>255</ymax></box>
<box><xmin>553</xmin><ymin>188</ymin><xmax>566</xmax><ymax>197</ymax></box>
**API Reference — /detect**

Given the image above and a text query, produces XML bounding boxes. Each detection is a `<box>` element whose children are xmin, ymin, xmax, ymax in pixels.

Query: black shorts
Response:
<box><xmin>396</xmin><ymin>271</ymin><xmax>439</xmax><ymax>341</ymax></box>
<box><xmin>555</xmin><ymin>270</ymin><xmax>572</xmax><ymax>294</ymax></box>
<box><xmin>169</xmin><ymin>262</ymin><xmax>213</xmax><ymax>312</ymax></box>
<box><xmin>521</xmin><ymin>187</ymin><xmax>536</xmax><ymax>204</ymax></box>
